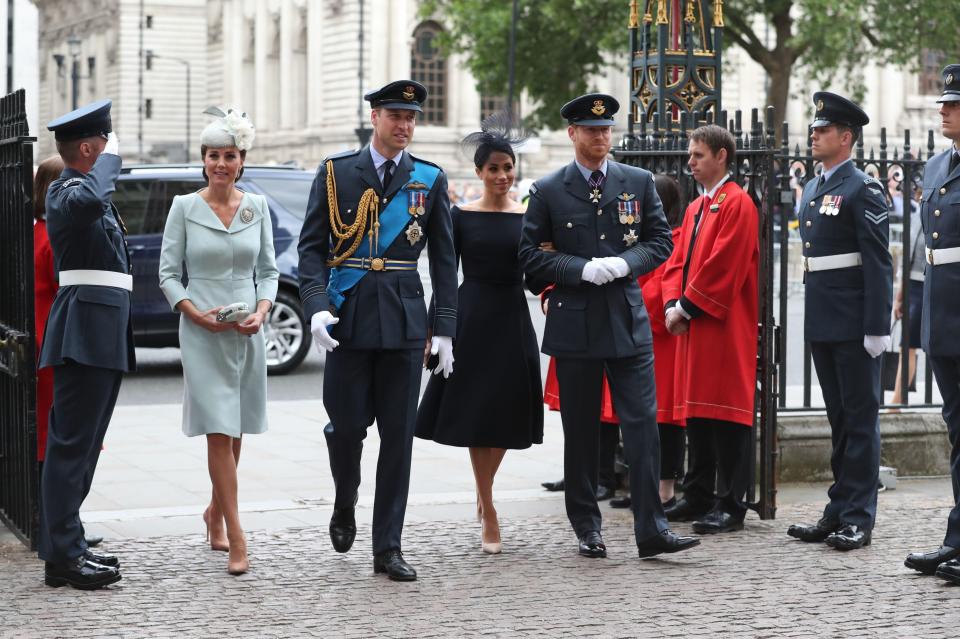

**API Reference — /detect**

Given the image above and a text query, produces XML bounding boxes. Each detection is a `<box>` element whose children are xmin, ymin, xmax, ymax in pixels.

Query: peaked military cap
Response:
<box><xmin>810</xmin><ymin>91</ymin><xmax>869</xmax><ymax>129</ymax></box>
<box><xmin>937</xmin><ymin>64</ymin><xmax>960</xmax><ymax>103</ymax></box>
<box><xmin>47</xmin><ymin>98</ymin><xmax>113</xmax><ymax>141</ymax></box>
<box><xmin>365</xmin><ymin>80</ymin><xmax>427</xmax><ymax>112</ymax></box>
<box><xmin>561</xmin><ymin>93</ymin><xmax>619</xmax><ymax>127</ymax></box>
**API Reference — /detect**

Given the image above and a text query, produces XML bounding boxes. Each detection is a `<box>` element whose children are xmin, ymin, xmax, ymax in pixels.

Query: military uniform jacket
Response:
<box><xmin>518</xmin><ymin>160</ymin><xmax>673</xmax><ymax>359</ymax></box>
<box><xmin>297</xmin><ymin>145</ymin><xmax>457</xmax><ymax>350</ymax></box>
<box><xmin>920</xmin><ymin>147</ymin><xmax>960</xmax><ymax>356</ymax></box>
<box><xmin>798</xmin><ymin>160</ymin><xmax>892</xmax><ymax>342</ymax></box>
<box><xmin>39</xmin><ymin>153</ymin><xmax>136</xmax><ymax>372</ymax></box>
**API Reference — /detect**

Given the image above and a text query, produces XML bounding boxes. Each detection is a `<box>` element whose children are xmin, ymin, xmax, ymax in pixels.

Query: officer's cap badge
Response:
<box><xmin>591</xmin><ymin>100</ymin><xmax>607</xmax><ymax>116</ymax></box>
<box><xmin>403</xmin><ymin>86</ymin><xmax>416</xmax><ymax>101</ymax></box>
<box><xmin>816</xmin><ymin>99</ymin><xmax>824</xmax><ymax>112</ymax></box>
<box><xmin>947</xmin><ymin>74</ymin><xmax>955</xmax><ymax>86</ymax></box>
<box><xmin>240</xmin><ymin>207</ymin><xmax>255</xmax><ymax>224</ymax></box>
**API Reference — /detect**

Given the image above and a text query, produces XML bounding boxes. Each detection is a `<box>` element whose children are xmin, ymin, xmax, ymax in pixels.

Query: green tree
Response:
<box><xmin>421</xmin><ymin>0</ymin><xmax>960</xmax><ymax>130</ymax></box>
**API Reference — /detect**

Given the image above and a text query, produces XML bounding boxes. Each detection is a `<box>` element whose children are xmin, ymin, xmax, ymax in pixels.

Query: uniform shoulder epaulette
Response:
<box><xmin>409</xmin><ymin>154</ymin><xmax>443</xmax><ymax>171</ymax></box>
<box><xmin>325</xmin><ymin>148</ymin><xmax>360</xmax><ymax>163</ymax></box>
<box><xmin>528</xmin><ymin>182</ymin><xmax>539</xmax><ymax>196</ymax></box>
<box><xmin>61</xmin><ymin>176</ymin><xmax>85</xmax><ymax>188</ymax></box>
<box><xmin>863</xmin><ymin>177</ymin><xmax>884</xmax><ymax>192</ymax></box>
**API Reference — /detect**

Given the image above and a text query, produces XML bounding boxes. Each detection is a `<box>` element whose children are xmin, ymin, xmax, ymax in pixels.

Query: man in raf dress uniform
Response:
<box><xmin>298</xmin><ymin>80</ymin><xmax>457</xmax><ymax>581</ymax></box>
<box><xmin>904</xmin><ymin>65</ymin><xmax>960</xmax><ymax>583</ymax></box>
<box><xmin>518</xmin><ymin>93</ymin><xmax>699</xmax><ymax>559</ymax></box>
<box><xmin>660</xmin><ymin>125</ymin><xmax>759</xmax><ymax>534</ymax></box>
<box><xmin>38</xmin><ymin>99</ymin><xmax>133</xmax><ymax>589</ymax></box>
<box><xmin>787</xmin><ymin>92</ymin><xmax>893</xmax><ymax>551</ymax></box>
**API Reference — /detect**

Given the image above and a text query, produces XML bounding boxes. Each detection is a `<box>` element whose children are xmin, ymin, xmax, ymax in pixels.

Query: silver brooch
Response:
<box><xmin>240</xmin><ymin>207</ymin><xmax>255</xmax><ymax>224</ymax></box>
<box><xmin>405</xmin><ymin>220</ymin><xmax>423</xmax><ymax>245</ymax></box>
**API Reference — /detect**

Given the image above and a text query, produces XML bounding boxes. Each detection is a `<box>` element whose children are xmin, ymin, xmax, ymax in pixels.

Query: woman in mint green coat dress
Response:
<box><xmin>159</xmin><ymin>107</ymin><xmax>277</xmax><ymax>575</ymax></box>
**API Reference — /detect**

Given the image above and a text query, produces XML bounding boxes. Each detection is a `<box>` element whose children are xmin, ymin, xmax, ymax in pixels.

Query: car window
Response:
<box><xmin>112</xmin><ymin>180</ymin><xmax>153</xmax><ymax>235</ymax></box>
<box><xmin>145</xmin><ymin>179</ymin><xmax>206</xmax><ymax>234</ymax></box>
<box><xmin>247</xmin><ymin>176</ymin><xmax>313</xmax><ymax>220</ymax></box>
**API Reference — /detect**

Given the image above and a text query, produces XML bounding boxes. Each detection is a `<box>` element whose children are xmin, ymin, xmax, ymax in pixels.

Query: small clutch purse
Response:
<box><xmin>216</xmin><ymin>302</ymin><xmax>251</xmax><ymax>323</ymax></box>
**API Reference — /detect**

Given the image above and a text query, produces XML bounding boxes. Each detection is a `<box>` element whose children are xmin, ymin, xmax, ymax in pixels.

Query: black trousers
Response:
<box><xmin>322</xmin><ymin>347</ymin><xmax>421</xmax><ymax>555</ymax></box>
<box><xmin>929</xmin><ymin>355</ymin><xmax>960</xmax><ymax>548</ymax></box>
<box><xmin>556</xmin><ymin>351</ymin><xmax>667</xmax><ymax>544</ymax></box>
<box><xmin>38</xmin><ymin>362</ymin><xmax>122</xmax><ymax>563</ymax></box>
<box><xmin>681</xmin><ymin>418</ymin><xmax>751</xmax><ymax>518</ymax></box>
<box><xmin>810</xmin><ymin>340</ymin><xmax>881</xmax><ymax>530</ymax></box>
<box><xmin>598</xmin><ymin>422</ymin><xmax>619</xmax><ymax>490</ymax></box>
<box><xmin>659</xmin><ymin>423</ymin><xmax>686</xmax><ymax>480</ymax></box>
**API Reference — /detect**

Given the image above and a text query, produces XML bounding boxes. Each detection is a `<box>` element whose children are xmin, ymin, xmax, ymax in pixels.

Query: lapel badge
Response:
<box><xmin>717</xmin><ymin>193</ymin><xmax>726</xmax><ymax>204</ymax></box>
<box><xmin>623</xmin><ymin>228</ymin><xmax>639</xmax><ymax>247</ymax></box>
<box><xmin>239</xmin><ymin>207</ymin><xmax>255</xmax><ymax>224</ymax></box>
<box><xmin>591</xmin><ymin>100</ymin><xmax>606</xmax><ymax>116</ymax></box>
<box><xmin>407</xmin><ymin>191</ymin><xmax>426</xmax><ymax>216</ymax></box>
<box><xmin>709</xmin><ymin>203</ymin><xmax>720</xmax><ymax>212</ymax></box>
<box><xmin>402</xmin><ymin>85</ymin><xmax>416</xmax><ymax>101</ymax></box>
<box><xmin>405</xmin><ymin>220</ymin><xmax>423</xmax><ymax>245</ymax></box>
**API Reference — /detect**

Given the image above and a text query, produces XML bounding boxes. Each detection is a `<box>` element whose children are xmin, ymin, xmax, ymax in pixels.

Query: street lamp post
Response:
<box><xmin>68</xmin><ymin>35</ymin><xmax>81</xmax><ymax>109</ymax></box>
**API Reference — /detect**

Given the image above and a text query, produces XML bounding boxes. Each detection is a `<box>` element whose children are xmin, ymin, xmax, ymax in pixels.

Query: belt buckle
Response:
<box><xmin>803</xmin><ymin>256</ymin><xmax>810</xmax><ymax>272</ymax></box>
<box><xmin>926</xmin><ymin>248</ymin><xmax>934</xmax><ymax>265</ymax></box>
<box><xmin>370</xmin><ymin>257</ymin><xmax>385</xmax><ymax>272</ymax></box>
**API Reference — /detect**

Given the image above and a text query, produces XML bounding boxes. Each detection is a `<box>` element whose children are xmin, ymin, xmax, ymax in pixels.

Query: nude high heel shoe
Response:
<box><xmin>481</xmin><ymin>514</ymin><xmax>502</xmax><ymax>555</ymax></box>
<box><xmin>227</xmin><ymin>534</ymin><xmax>249</xmax><ymax>575</ymax></box>
<box><xmin>203</xmin><ymin>508</ymin><xmax>229</xmax><ymax>552</ymax></box>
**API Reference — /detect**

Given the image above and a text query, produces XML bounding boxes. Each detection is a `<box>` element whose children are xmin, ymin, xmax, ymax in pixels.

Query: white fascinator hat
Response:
<box><xmin>200</xmin><ymin>106</ymin><xmax>256</xmax><ymax>151</ymax></box>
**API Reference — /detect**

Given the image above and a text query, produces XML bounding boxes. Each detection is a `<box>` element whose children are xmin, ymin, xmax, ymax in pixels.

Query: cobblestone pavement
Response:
<box><xmin>3</xmin><ymin>496</ymin><xmax>960</xmax><ymax>638</ymax></box>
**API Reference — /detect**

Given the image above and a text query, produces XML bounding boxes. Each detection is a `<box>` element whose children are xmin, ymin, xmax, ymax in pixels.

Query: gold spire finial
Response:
<box><xmin>713</xmin><ymin>0</ymin><xmax>725</xmax><ymax>27</ymax></box>
<box><xmin>684</xmin><ymin>0</ymin><xmax>696</xmax><ymax>24</ymax></box>
<box><xmin>656</xmin><ymin>0</ymin><xmax>668</xmax><ymax>25</ymax></box>
<box><xmin>629</xmin><ymin>0</ymin><xmax>640</xmax><ymax>28</ymax></box>
<box><xmin>643</xmin><ymin>0</ymin><xmax>653</xmax><ymax>24</ymax></box>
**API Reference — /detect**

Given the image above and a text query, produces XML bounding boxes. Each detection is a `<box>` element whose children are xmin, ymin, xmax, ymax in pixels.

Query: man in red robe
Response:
<box><xmin>660</xmin><ymin>124</ymin><xmax>759</xmax><ymax>534</ymax></box>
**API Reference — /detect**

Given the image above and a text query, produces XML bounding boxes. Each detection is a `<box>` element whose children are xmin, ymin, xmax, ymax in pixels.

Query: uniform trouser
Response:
<box><xmin>928</xmin><ymin>355</ymin><xmax>960</xmax><ymax>548</ymax></box>
<box><xmin>322</xmin><ymin>347</ymin><xmax>421</xmax><ymax>555</ymax></box>
<box><xmin>556</xmin><ymin>351</ymin><xmax>668</xmax><ymax>544</ymax></box>
<box><xmin>681</xmin><ymin>418</ymin><xmax>751</xmax><ymax>518</ymax></box>
<box><xmin>810</xmin><ymin>340</ymin><xmax>881</xmax><ymax>530</ymax></box>
<box><xmin>659</xmin><ymin>423</ymin><xmax>686</xmax><ymax>480</ymax></box>
<box><xmin>598</xmin><ymin>422</ymin><xmax>619</xmax><ymax>491</ymax></box>
<box><xmin>38</xmin><ymin>362</ymin><xmax>122</xmax><ymax>563</ymax></box>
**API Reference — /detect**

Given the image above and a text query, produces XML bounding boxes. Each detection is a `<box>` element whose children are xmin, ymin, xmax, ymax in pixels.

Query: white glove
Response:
<box><xmin>310</xmin><ymin>311</ymin><xmax>340</xmax><ymax>353</ymax></box>
<box><xmin>863</xmin><ymin>335</ymin><xmax>891</xmax><ymax>359</ymax></box>
<box><xmin>430</xmin><ymin>335</ymin><xmax>454</xmax><ymax>378</ymax></box>
<box><xmin>581</xmin><ymin>260</ymin><xmax>616</xmax><ymax>285</ymax></box>
<box><xmin>103</xmin><ymin>132</ymin><xmax>120</xmax><ymax>157</ymax></box>
<box><xmin>594</xmin><ymin>256</ymin><xmax>630</xmax><ymax>278</ymax></box>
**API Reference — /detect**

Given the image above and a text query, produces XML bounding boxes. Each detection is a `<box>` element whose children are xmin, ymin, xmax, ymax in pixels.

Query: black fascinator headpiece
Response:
<box><xmin>461</xmin><ymin>111</ymin><xmax>530</xmax><ymax>169</ymax></box>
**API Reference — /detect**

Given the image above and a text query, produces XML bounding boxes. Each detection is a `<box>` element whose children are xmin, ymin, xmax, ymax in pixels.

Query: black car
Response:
<box><xmin>114</xmin><ymin>164</ymin><xmax>314</xmax><ymax>374</ymax></box>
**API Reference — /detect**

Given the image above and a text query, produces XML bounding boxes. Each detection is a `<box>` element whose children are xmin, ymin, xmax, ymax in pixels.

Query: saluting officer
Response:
<box><xmin>298</xmin><ymin>80</ymin><xmax>457</xmax><ymax>582</ymax></box>
<box><xmin>787</xmin><ymin>92</ymin><xmax>893</xmax><ymax>551</ymax></box>
<box><xmin>904</xmin><ymin>65</ymin><xmax>960</xmax><ymax>583</ymax></box>
<box><xmin>38</xmin><ymin>99</ymin><xmax>133</xmax><ymax>589</ymax></box>
<box><xmin>518</xmin><ymin>94</ymin><xmax>700</xmax><ymax>560</ymax></box>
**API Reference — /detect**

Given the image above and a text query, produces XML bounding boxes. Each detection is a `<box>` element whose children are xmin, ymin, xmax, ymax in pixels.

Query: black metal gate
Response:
<box><xmin>0</xmin><ymin>88</ymin><xmax>38</xmax><ymax>547</ymax></box>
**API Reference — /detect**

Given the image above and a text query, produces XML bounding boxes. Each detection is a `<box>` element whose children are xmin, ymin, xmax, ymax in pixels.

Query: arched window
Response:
<box><xmin>410</xmin><ymin>22</ymin><xmax>446</xmax><ymax>126</ymax></box>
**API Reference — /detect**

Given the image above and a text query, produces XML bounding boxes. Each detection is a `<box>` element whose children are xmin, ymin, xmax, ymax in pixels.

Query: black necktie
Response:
<box><xmin>817</xmin><ymin>174</ymin><xmax>825</xmax><ymax>190</ymax></box>
<box><xmin>382</xmin><ymin>159</ymin><xmax>396</xmax><ymax>193</ymax></box>
<box><xmin>589</xmin><ymin>170</ymin><xmax>605</xmax><ymax>190</ymax></box>
<box><xmin>949</xmin><ymin>152</ymin><xmax>960</xmax><ymax>175</ymax></box>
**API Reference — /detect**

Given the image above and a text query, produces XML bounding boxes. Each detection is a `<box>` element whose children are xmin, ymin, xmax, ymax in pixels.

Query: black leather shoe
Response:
<box><xmin>786</xmin><ymin>517</ymin><xmax>841</xmax><ymax>542</ymax></box>
<box><xmin>905</xmin><ymin>546</ymin><xmax>960</xmax><ymax>575</ymax></box>
<box><xmin>329</xmin><ymin>507</ymin><xmax>357</xmax><ymax>554</ymax></box>
<box><xmin>578</xmin><ymin>531</ymin><xmax>607</xmax><ymax>558</ymax></box>
<box><xmin>692</xmin><ymin>510</ymin><xmax>744</xmax><ymax>534</ymax></box>
<box><xmin>373</xmin><ymin>550</ymin><xmax>417</xmax><ymax>581</ymax></box>
<box><xmin>541</xmin><ymin>479</ymin><xmax>564</xmax><ymax>492</ymax></box>
<box><xmin>935</xmin><ymin>558</ymin><xmax>960</xmax><ymax>585</ymax></box>
<box><xmin>637</xmin><ymin>529</ymin><xmax>701</xmax><ymax>558</ymax></box>
<box><xmin>44</xmin><ymin>556</ymin><xmax>121</xmax><ymax>590</ymax></box>
<box><xmin>825</xmin><ymin>524</ymin><xmax>871</xmax><ymax>550</ymax></box>
<box><xmin>664</xmin><ymin>498</ymin><xmax>710</xmax><ymax>522</ymax></box>
<box><xmin>84</xmin><ymin>549</ymin><xmax>119</xmax><ymax>568</ymax></box>
<box><xmin>610</xmin><ymin>495</ymin><xmax>633</xmax><ymax>509</ymax></box>
<box><xmin>596</xmin><ymin>485</ymin><xmax>616</xmax><ymax>501</ymax></box>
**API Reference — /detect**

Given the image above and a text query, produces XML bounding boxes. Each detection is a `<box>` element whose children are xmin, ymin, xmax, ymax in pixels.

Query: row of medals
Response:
<box><xmin>592</xmin><ymin>187</ymin><xmax>640</xmax><ymax>247</ymax></box>
<box><xmin>405</xmin><ymin>190</ymin><xmax>426</xmax><ymax>245</ymax></box>
<box><xmin>819</xmin><ymin>194</ymin><xmax>842</xmax><ymax>216</ymax></box>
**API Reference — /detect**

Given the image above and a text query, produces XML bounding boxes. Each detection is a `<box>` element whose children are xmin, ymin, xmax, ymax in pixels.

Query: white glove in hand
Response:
<box><xmin>431</xmin><ymin>335</ymin><xmax>454</xmax><ymax>378</ymax></box>
<box><xmin>581</xmin><ymin>260</ymin><xmax>615</xmax><ymax>285</ymax></box>
<box><xmin>863</xmin><ymin>335</ymin><xmax>891</xmax><ymax>358</ymax></box>
<box><xmin>595</xmin><ymin>256</ymin><xmax>630</xmax><ymax>279</ymax></box>
<box><xmin>310</xmin><ymin>311</ymin><xmax>340</xmax><ymax>353</ymax></box>
<box><xmin>103</xmin><ymin>132</ymin><xmax>120</xmax><ymax>157</ymax></box>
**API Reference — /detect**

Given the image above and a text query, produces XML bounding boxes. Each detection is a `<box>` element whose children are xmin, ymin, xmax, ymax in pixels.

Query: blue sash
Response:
<box><xmin>327</xmin><ymin>160</ymin><xmax>440</xmax><ymax>309</ymax></box>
